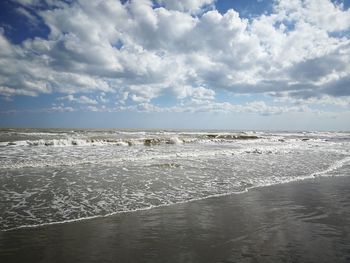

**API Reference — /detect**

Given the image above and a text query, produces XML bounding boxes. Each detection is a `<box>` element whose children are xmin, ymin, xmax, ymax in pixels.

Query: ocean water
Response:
<box><xmin>0</xmin><ymin>128</ymin><xmax>349</xmax><ymax>231</ymax></box>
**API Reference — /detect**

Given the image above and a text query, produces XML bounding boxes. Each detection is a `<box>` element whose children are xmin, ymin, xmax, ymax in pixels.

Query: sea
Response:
<box><xmin>0</xmin><ymin>128</ymin><xmax>349</xmax><ymax>231</ymax></box>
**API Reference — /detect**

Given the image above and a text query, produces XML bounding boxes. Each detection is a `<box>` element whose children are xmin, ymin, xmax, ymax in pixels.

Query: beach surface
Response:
<box><xmin>1</xmin><ymin>176</ymin><xmax>350</xmax><ymax>263</ymax></box>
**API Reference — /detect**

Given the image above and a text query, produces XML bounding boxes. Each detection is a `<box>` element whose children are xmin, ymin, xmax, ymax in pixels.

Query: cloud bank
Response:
<box><xmin>0</xmin><ymin>0</ymin><xmax>349</xmax><ymax>115</ymax></box>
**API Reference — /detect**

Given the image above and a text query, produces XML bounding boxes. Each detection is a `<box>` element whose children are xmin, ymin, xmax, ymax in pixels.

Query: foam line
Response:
<box><xmin>2</xmin><ymin>156</ymin><xmax>349</xmax><ymax>232</ymax></box>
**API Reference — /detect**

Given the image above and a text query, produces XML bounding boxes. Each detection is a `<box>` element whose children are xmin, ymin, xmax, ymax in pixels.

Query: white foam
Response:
<box><xmin>3</xmin><ymin>157</ymin><xmax>349</xmax><ymax>233</ymax></box>
<box><xmin>0</xmin><ymin>187</ymin><xmax>252</xmax><ymax>232</ymax></box>
<box><xmin>0</xmin><ymin>141</ymin><xmax>328</xmax><ymax>169</ymax></box>
<box><xmin>168</xmin><ymin>137</ymin><xmax>183</xmax><ymax>145</ymax></box>
<box><xmin>0</xmin><ymin>132</ymin><xmax>269</xmax><ymax>148</ymax></box>
<box><xmin>2</xmin><ymin>138</ymin><xmax>131</xmax><ymax>147</ymax></box>
<box><xmin>1</xmin><ymin>130</ymin><xmax>349</xmax><ymax>231</ymax></box>
<box><xmin>311</xmin><ymin>156</ymin><xmax>350</xmax><ymax>177</ymax></box>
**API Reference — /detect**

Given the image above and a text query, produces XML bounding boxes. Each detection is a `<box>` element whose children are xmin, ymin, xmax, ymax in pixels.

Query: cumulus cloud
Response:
<box><xmin>0</xmin><ymin>0</ymin><xmax>349</xmax><ymax>113</ymax></box>
<box><xmin>274</xmin><ymin>0</ymin><xmax>350</xmax><ymax>32</ymax></box>
<box><xmin>156</xmin><ymin>0</ymin><xmax>215</xmax><ymax>13</ymax></box>
<box><xmin>57</xmin><ymin>94</ymin><xmax>98</xmax><ymax>105</ymax></box>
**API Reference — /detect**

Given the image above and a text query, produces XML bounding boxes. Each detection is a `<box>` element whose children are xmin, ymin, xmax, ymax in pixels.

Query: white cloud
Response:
<box><xmin>78</xmin><ymin>95</ymin><xmax>98</xmax><ymax>105</ymax></box>
<box><xmin>47</xmin><ymin>105</ymin><xmax>75</xmax><ymax>112</ymax></box>
<box><xmin>111</xmin><ymin>99</ymin><xmax>314</xmax><ymax>116</ymax></box>
<box><xmin>275</xmin><ymin>0</ymin><xmax>350</xmax><ymax>32</ymax></box>
<box><xmin>156</xmin><ymin>0</ymin><xmax>215</xmax><ymax>14</ymax></box>
<box><xmin>0</xmin><ymin>0</ymin><xmax>349</xmax><ymax>113</ymax></box>
<box><xmin>16</xmin><ymin>7</ymin><xmax>39</xmax><ymax>26</ymax></box>
<box><xmin>0</xmin><ymin>86</ymin><xmax>37</xmax><ymax>97</ymax></box>
<box><xmin>0</xmin><ymin>30</ymin><xmax>16</xmax><ymax>56</ymax></box>
<box><xmin>0</xmin><ymin>105</ymin><xmax>76</xmax><ymax>114</ymax></box>
<box><xmin>271</xmin><ymin>92</ymin><xmax>350</xmax><ymax>108</ymax></box>
<box><xmin>58</xmin><ymin>94</ymin><xmax>98</xmax><ymax>105</ymax></box>
<box><xmin>175</xmin><ymin>85</ymin><xmax>215</xmax><ymax>100</ymax></box>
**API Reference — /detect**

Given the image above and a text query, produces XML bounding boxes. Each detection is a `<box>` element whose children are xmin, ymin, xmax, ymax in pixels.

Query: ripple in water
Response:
<box><xmin>0</xmin><ymin>129</ymin><xmax>349</xmax><ymax>231</ymax></box>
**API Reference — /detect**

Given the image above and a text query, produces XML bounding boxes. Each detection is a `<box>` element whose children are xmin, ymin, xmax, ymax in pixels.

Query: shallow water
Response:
<box><xmin>0</xmin><ymin>129</ymin><xmax>349</xmax><ymax>230</ymax></box>
<box><xmin>1</xmin><ymin>176</ymin><xmax>349</xmax><ymax>263</ymax></box>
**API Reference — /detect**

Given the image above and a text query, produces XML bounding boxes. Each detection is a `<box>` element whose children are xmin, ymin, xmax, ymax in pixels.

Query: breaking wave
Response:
<box><xmin>1</xmin><ymin>129</ymin><xmax>349</xmax><ymax>231</ymax></box>
<box><xmin>0</xmin><ymin>134</ymin><xmax>262</xmax><ymax>148</ymax></box>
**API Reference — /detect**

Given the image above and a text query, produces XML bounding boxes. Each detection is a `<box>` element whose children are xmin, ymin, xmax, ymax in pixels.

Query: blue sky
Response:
<box><xmin>0</xmin><ymin>0</ymin><xmax>350</xmax><ymax>130</ymax></box>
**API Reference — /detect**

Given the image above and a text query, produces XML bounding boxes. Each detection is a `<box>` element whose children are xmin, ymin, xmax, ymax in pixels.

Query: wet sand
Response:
<box><xmin>1</xmin><ymin>176</ymin><xmax>350</xmax><ymax>263</ymax></box>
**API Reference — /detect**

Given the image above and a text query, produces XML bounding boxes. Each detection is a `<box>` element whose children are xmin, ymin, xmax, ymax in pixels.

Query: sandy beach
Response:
<box><xmin>1</xmin><ymin>176</ymin><xmax>349</xmax><ymax>263</ymax></box>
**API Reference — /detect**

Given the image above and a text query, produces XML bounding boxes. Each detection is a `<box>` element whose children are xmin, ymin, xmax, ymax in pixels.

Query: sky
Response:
<box><xmin>0</xmin><ymin>0</ymin><xmax>350</xmax><ymax>130</ymax></box>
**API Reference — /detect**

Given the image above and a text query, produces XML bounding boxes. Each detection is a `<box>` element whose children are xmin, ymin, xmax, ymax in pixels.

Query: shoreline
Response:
<box><xmin>2</xmin><ymin>170</ymin><xmax>349</xmax><ymax>233</ymax></box>
<box><xmin>1</xmin><ymin>175</ymin><xmax>350</xmax><ymax>262</ymax></box>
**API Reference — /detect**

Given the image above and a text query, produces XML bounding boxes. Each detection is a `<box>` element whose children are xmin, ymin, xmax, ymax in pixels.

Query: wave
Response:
<box><xmin>0</xmin><ymin>137</ymin><xmax>185</xmax><ymax>147</ymax></box>
<box><xmin>0</xmin><ymin>133</ymin><xmax>264</xmax><ymax>148</ymax></box>
<box><xmin>3</xmin><ymin>131</ymin><xmax>344</xmax><ymax>149</ymax></box>
<box><xmin>1</xmin><ymin>191</ymin><xmax>246</xmax><ymax>232</ymax></box>
<box><xmin>0</xmin><ymin>144</ymin><xmax>303</xmax><ymax>169</ymax></box>
<box><xmin>3</xmin><ymin>141</ymin><xmax>348</xmax><ymax>170</ymax></box>
<box><xmin>2</xmin><ymin>156</ymin><xmax>349</xmax><ymax>232</ymax></box>
<box><xmin>311</xmin><ymin>156</ymin><xmax>350</xmax><ymax>177</ymax></box>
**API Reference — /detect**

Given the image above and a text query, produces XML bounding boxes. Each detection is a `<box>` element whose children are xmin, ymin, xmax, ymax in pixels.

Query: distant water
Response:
<box><xmin>0</xmin><ymin>128</ymin><xmax>349</xmax><ymax>231</ymax></box>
